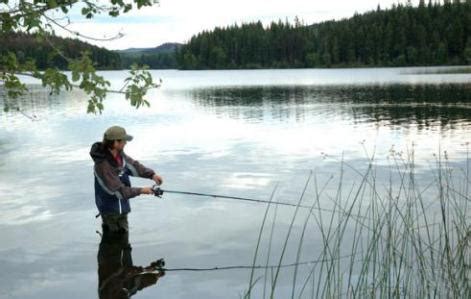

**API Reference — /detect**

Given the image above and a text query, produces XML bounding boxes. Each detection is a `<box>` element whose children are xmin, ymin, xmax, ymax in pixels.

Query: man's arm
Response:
<box><xmin>124</xmin><ymin>153</ymin><xmax>163</xmax><ymax>185</ymax></box>
<box><xmin>95</xmin><ymin>162</ymin><xmax>143</xmax><ymax>200</ymax></box>
<box><xmin>123</xmin><ymin>153</ymin><xmax>155</xmax><ymax>178</ymax></box>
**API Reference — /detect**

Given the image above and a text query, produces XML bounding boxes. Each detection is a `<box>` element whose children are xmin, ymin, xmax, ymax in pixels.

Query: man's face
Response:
<box><xmin>113</xmin><ymin>139</ymin><xmax>127</xmax><ymax>151</ymax></box>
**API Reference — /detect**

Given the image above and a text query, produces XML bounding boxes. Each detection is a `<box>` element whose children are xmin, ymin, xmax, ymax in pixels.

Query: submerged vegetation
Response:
<box><xmin>245</xmin><ymin>147</ymin><xmax>470</xmax><ymax>298</ymax></box>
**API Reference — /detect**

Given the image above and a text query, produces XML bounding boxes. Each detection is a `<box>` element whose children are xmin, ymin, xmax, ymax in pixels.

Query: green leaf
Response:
<box><xmin>124</xmin><ymin>4</ymin><xmax>132</xmax><ymax>13</ymax></box>
<box><xmin>109</xmin><ymin>10</ymin><xmax>119</xmax><ymax>17</ymax></box>
<box><xmin>48</xmin><ymin>0</ymin><xmax>58</xmax><ymax>9</ymax></box>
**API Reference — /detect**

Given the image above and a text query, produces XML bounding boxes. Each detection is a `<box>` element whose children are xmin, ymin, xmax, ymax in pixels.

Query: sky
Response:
<box><xmin>52</xmin><ymin>0</ymin><xmax>421</xmax><ymax>50</ymax></box>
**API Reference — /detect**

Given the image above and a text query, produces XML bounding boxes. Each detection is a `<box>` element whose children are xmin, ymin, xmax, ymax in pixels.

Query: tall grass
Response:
<box><xmin>245</xmin><ymin>147</ymin><xmax>470</xmax><ymax>298</ymax></box>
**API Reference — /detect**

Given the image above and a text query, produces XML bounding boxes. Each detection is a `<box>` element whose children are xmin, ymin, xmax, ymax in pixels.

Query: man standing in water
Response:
<box><xmin>90</xmin><ymin>125</ymin><xmax>163</xmax><ymax>233</ymax></box>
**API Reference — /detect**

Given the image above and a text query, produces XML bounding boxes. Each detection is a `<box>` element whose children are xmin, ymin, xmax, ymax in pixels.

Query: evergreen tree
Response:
<box><xmin>178</xmin><ymin>1</ymin><xmax>470</xmax><ymax>69</ymax></box>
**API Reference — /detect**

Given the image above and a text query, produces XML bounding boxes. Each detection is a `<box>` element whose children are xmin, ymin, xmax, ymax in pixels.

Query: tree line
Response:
<box><xmin>176</xmin><ymin>0</ymin><xmax>471</xmax><ymax>69</ymax></box>
<box><xmin>0</xmin><ymin>32</ymin><xmax>122</xmax><ymax>70</ymax></box>
<box><xmin>0</xmin><ymin>32</ymin><xmax>178</xmax><ymax>70</ymax></box>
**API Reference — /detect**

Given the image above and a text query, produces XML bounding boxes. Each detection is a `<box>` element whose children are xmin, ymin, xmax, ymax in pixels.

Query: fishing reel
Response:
<box><xmin>152</xmin><ymin>185</ymin><xmax>164</xmax><ymax>197</ymax></box>
<box><xmin>150</xmin><ymin>258</ymin><xmax>165</xmax><ymax>269</ymax></box>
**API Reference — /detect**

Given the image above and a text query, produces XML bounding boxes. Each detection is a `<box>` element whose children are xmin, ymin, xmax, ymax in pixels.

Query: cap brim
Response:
<box><xmin>124</xmin><ymin>134</ymin><xmax>133</xmax><ymax>141</ymax></box>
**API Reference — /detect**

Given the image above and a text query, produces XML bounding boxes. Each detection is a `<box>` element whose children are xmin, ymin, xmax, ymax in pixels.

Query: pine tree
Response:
<box><xmin>177</xmin><ymin>1</ymin><xmax>470</xmax><ymax>69</ymax></box>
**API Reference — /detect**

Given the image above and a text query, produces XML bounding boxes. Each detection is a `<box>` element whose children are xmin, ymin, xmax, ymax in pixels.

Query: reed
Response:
<box><xmin>245</xmin><ymin>147</ymin><xmax>470</xmax><ymax>298</ymax></box>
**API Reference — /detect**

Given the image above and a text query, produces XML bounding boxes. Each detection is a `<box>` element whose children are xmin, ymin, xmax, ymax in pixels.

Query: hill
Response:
<box><xmin>117</xmin><ymin>43</ymin><xmax>182</xmax><ymax>69</ymax></box>
<box><xmin>117</xmin><ymin>43</ymin><xmax>182</xmax><ymax>55</ymax></box>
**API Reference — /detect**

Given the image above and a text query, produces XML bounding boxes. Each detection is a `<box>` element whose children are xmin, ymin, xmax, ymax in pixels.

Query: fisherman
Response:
<box><xmin>90</xmin><ymin>125</ymin><xmax>163</xmax><ymax>233</ymax></box>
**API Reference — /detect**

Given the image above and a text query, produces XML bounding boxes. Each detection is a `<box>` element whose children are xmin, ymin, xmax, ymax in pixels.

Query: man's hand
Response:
<box><xmin>141</xmin><ymin>187</ymin><xmax>154</xmax><ymax>195</ymax></box>
<box><xmin>152</xmin><ymin>174</ymin><xmax>163</xmax><ymax>185</ymax></box>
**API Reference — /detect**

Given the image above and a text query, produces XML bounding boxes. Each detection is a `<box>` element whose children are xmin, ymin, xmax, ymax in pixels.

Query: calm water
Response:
<box><xmin>0</xmin><ymin>67</ymin><xmax>470</xmax><ymax>298</ymax></box>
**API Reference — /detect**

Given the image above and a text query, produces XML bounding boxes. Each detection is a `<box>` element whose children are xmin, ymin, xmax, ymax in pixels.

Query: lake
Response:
<box><xmin>0</xmin><ymin>67</ymin><xmax>470</xmax><ymax>298</ymax></box>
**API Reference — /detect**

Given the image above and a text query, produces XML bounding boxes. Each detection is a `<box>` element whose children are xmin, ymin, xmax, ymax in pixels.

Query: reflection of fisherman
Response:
<box><xmin>98</xmin><ymin>230</ymin><xmax>165</xmax><ymax>299</ymax></box>
<box><xmin>90</xmin><ymin>125</ymin><xmax>163</xmax><ymax>233</ymax></box>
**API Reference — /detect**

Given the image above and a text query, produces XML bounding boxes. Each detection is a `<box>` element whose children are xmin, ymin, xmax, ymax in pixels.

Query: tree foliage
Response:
<box><xmin>177</xmin><ymin>1</ymin><xmax>471</xmax><ymax>69</ymax></box>
<box><xmin>0</xmin><ymin>0</ymin><xmax>160</xmax><ymax>113</ymax></box>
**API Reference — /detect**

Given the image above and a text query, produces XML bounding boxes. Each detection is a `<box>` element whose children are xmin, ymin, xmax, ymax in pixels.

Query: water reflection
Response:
<box><xmin>1</xmin><ymin>69</ymin><xmax>470</xmax><ymax>298</ymax></box>
<box><xmin>191</xmin><ymin>83</ymin><xmax>471</xmax><ymax>129</ymax></box>
<box><xmin>3</xmin><ymin>82</ymin><xmax>470</xmax><ymax>131</ymax></box>
<box><xmin>1</xmin><ymin>85</ymin><xmax>59</xmax><ymax>112</ymax></box>
<box><xmin>98</xmin><ymin>230</ymin><xmax>165</xmax><ymax>299</ymax></box>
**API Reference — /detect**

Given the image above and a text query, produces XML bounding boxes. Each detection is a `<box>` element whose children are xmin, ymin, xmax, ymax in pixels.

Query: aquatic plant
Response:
<box><xmin>245</xmin><ymin>146</ymin><xmax>470</xmax><ymax>298</ymax></box>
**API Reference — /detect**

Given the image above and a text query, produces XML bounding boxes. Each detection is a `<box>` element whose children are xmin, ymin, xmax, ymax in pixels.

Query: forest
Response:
<box><xmin>176</xmin><ymin>0</ymin><xmax>471</xmax><ymax>69</ymax></box>
<box><xmin>0</xmin><ymin>32</ymin><xmax>122</xmax><ymax>70</ymax></box>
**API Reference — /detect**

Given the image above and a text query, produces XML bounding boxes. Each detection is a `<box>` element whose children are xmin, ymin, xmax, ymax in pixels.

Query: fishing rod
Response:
<box><xmin>152</xmin><ymin>185</ymin><xmax>324</xmax><ymax>211</ymax></box>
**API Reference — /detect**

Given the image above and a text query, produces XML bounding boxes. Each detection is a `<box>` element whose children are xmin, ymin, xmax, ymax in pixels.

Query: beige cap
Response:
<box><xmin>104</xmin><ymin>126</ymin><xmax>133</xmax><ymax>141</ymax></box>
